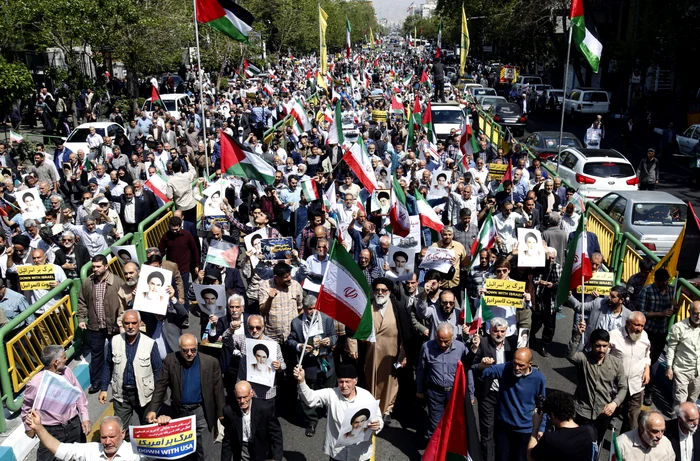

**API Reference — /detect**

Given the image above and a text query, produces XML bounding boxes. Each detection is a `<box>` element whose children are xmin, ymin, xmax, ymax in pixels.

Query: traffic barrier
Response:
<box><xmin>585</xmin><ymin>202</ymin><xmax>620</xmax><ymax>269</ymax></box>
<box><xmin>79</xmin><ymin>234</ymin><xmax>136</xmax><ymax>281</ymax></box>
<box><xmin>136</xmin><ymin>202</ymin><xmax>175</xmax><ymax>262</ymax></box>
<box><xmin>616</xmin><ymin>233</ymin><xmax>659</xmax><ymax>285</ymax></box>
<box><xmin>676</xmin><ymin>279</ymin><xmax>700</xmax><ymax>322</ymax></box>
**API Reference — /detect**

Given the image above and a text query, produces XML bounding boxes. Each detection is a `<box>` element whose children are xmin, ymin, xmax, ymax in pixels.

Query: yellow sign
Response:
<box><xmin>575</xmin><ymin>272</ymin><xmax>615</xmax><ymax>295</ymax></box>
<box><xmin>484</xmin><ymin>278</ymin><xmax>527</xmax><ymax>308</ymax></box>
<box><xmin>17</xmin><ymin>264</ymin><xmax>55</xmax><ymax>290</ymax></box>
<box><xmin>372</xmin><ymin>110</ymin><xmax>387</xmax><ymax>122</ymax></box>
<box><xmin>488</xmin><ymin>163</ymin><xmax>508</xmax><ymax>181</ymax></box>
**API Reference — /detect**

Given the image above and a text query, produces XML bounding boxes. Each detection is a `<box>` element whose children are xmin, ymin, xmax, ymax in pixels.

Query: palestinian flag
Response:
<box><xmin>422</xmin><ymin>102</ymin><xmax>436</xmax><ymax>144</ymax></box>
<box><xmin>301</xmin><ymin>179</ymin><xmax>322</xmax><ymax>202</ymax></box>
<box><xmin>151</xmin><ymin>84</ymin><xmax>163</xmax><ymax>108</ymax></box>
<box><xmin>390</xmin><ymin>95</ymin><xmax>403</xmax><ymax>115</ymax></box>
<box><xmin>556</xmin><ymin>211</ymin><xmax>593</xmax><ymax>306</ymax></box>
<box><xmin>420</xmin><ymin>69</ymin><xmax>431</xmax><ymax>89</ymax></box>
<box><xmin>9</xmin><ymin>130</ymin><xmax>23</xmax><ymax>143</ymax></box>
<box><xmin>205</xmin><ymin>239</ymin><xmax>239</xmax><ymax>268</ymax></box>
<box><xmin>460</xmin><ymin>122</ymin><xmax>473</xmax><ymax>156</ymax></box>
<box><xmin>423</xmin><ymin>361</ymin><xmax>482</xmax><ymax>461</ymax></box>
<box><xmin>414</xmin><ymin>190</ymin><xmax>444</xmax><ymax>233</ymax></box>
<box><xmin>389</xmin><ymin>176</ymin><xmax>411</xmax><ymax>237</ymax></box>
<box><xmin>436</xmin><ymin>20</ymin><xmax>443</xmax><ymax>58</ymax></box>
<box><xmin>145</xmin><ymin>171</ymin><xmax>170</xmax><ymax>203</ymax></box>
<box><xmin>243</xmin><ymin>59</ymin><xmax>261</xmax><ymax>77</ymax></box>
<box><xmin>220</xmin><ymin>130</ymin><xmax>277</xmax><ymax>184</ymax></box>
<box><xmin>327</xmin><ymin>102</ymin><xmax>348</xmax><ymax>150</ymax></box>
<box><xmin>346</xmin><ymin>18</ymin><xmax>352</xmax><ymax>59</ymax></box>
<box><xmin>317</xmin><ymin>240</ymin><xmax>374</xmax><ymax>340</ymax></box>
<box><xmin>570</xmin><ymin>0</ymin><xmax>602</xmax><ymax>73</ymax></box>
<box><xmin>412</xmin><ymin>96</ymin><xmax>423</xmax><ymax>131</ymax></box>
<box><xmin>343</xmin><ymin>138</ymin><xmax>379</xmax><ymax>193</ymax></box>
<box><xmin>306</xmin><ymin>69</ymin><xmax>314</xmax><ymax>88</ymax></box>
<box><xmin>402</xmin><ymin>71</ymin><xmax>414</xmax><ymax>87</ymax></box>
<box><xmin>323</xmin><ymin>180</ymin><xmax>335</xmax><ymax>212</ymax></box>
<box><xmin>196</xmin><ymin>0</ymin><xmax>254</xmax><ymax>43</ymax></box>
<box><xmin>290</xmin><ymin>99</ymin><xmax>311</xmax><ymax>131</ymax></box>
<box><xmin>469</xmin><ymin>210</ymin><xmax>496</xmax><ymax>270</ymax></box>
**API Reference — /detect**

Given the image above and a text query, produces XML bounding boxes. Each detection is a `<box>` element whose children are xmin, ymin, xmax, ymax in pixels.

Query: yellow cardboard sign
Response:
<box><xmin>484</xmin><ymin>278</ymin><xmax>527</xmax><ymax>308</ymax></box>
<box><xmin>17</xmin><ymin>264</ymin><xmax>55</xmax><ymax>290</ymax></box>
<box><xmin>575</xmin><ymin>272</ymin><xmax>615</xmax><ymax>295</ymax></box>
<box><xmin>372</xmin><ymin>110</ymin><xmax>387</xmax><ymax>122</ymax></box>
<box><xmin>488</xmin><ymin>163</ymin><xmax>508</xmax><ymax>181</ymax></box>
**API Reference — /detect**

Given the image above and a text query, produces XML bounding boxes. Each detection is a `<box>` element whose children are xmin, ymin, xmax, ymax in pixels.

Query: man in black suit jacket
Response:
<box><xmin>286</xmin><ymin>293</ymin><xmax>338</xmax><ymax>436</ymax></box>
<box><xmin>141</xmin><ymin>296</ymin><xmax>189</xmax><ymax>360</ymax></box>
<box><xmin>221</xmin><ymin>381</ymin><xmax>283</xmax><ymax>461</ymax></box>
<box><xmin>665</xmin><ymin>401</ymin><xmax>700</xmax><ymax>461</ymax></box>
<box><xmin>146</xmin><ymin>333</ymin><xmax>225</xmax><ymax>461</ymax></box>
<box><xmin>468</xmin><ymin>316</ymin><xmax>514</xmax><ymax>461</ymax></box>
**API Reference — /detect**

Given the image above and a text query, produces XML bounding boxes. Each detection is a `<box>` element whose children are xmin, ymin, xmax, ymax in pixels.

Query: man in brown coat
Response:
<box><xmin>77</xmin><ymin>254</ymin><xmax>127</xmax><ymax>394</ymax></box>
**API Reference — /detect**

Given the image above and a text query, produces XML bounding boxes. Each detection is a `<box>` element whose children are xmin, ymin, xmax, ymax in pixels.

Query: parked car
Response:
<box><xmin>522</xmin><ymin>131</ymin><xmax>583</xmax><ymax>160</ymax></box>
<box><xmin>676</xmin><ymin>124</ymin><xmax>700</xmax><ymax>156</ymax></box>
<box><xmin>595</xmin><ymin>191</ymin><xmax>687</xmax><ymax>256</ymax></box>
<box><xmin>471</xmin><ymin>87</ymin><xmax>497</xmax><ymax>100</ymax></box>
<box><xmin>479</xmin><ymin>96</ymin><xmax>508</xmax><ymax>111</ymax></box>
<box><xmin>564</xmin><ymin>88</ymin><xmax>611</xmax><ymax>117</ymax></box>
<box><xmin>513</xmin><ymin>75</ymin><xmax>543</xmax><ymax>93</ymax></box>
<box><xmin>531</xmin><ymin>84</ymin><xmax>554</xmax><ymax>97</ymax></box>
<box><xmin>63</xmin><ymin>122</ymin><xmax>125</xmax><ymax>156</ymax></box>
<box><xmin>142</xmin><ymin>93</ymin><xmax>192</xmax><ymax>121</ymax></box>
<box><xmin>489</xmin><ymin>102</ymin><xmax>526</xmax><ymax>136</ymax></box>
<box><xmin>546</xmin><ymin>148</ymin><xmax>638</xmax><ymax>200</ymax></box>
<box><xmin>431</xmin><ymin>102</ymin><xmax>467</xmax><ymax>141</ymax></box>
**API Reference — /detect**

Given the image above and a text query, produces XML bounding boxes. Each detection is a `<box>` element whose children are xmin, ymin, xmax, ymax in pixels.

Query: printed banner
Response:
<box><xmin>17</xmin><ymin>265</ymin><xmax>55</xmax><ymax>290</ymax></box>
<box><xmin>418</xmin><ymin>247</ymin><xmax>455</xmax><ymax>273</ymax></box>
<box><xmin>488</xmin><ymin>163</ymin><xmax>508</xmax><ymax>181</ymax></box>
<box><xmin>130</xmin><ymin>416</ymin><xmax>196</xmax><ymax>459</ymax></box>
<box><xmin>484</xmin><ymin>278</ymin><xmax>527</xmax><ymax>308</ymax></box>
<box><xmin>575</xmin><ymin>271</ymin><xmax>615</xmax><ymax>295</ymax></box>
<box><xmin>261</xmin><ymin>237</ymin><xmax>294</xmax><ymax>260</ymax></box>
<box><xmin>371</xmin><ymin>110</ymin><xmax>387</xmax><ymax>122</ymax></box>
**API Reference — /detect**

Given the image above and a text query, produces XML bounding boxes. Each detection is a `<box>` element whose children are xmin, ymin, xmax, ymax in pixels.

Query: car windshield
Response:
<box><xmin>632</xmin><ymin>203</ymin><xmax>687</xmax><ymax>226</ymax></box>
<box><xmin>582</xmin><ymin>162</ymin><xmax>635</xmax><ymax>178</ymax></box>
<box><xmin>145</xmin><ymin>100</ymin><xmax>177</xmax><ymax>111</ymax></box>
<box><xmin>543</xmin><ymin>136</ymin><xmax>581</xmax><ymax>148</ymax></box>
<box><xmin>496</xmin><ymin>104</ymin><xmax>519</xmax><ymax>115</ymax></box>
<box><xmin>431</xmin><ymin>109</ymin><xmax>464</xmax><ymax>124</ymax></box>
<box><xmin>67</xmin><ymin>128</ymin><xmax>105</xmax><ymax>142</ymax></box>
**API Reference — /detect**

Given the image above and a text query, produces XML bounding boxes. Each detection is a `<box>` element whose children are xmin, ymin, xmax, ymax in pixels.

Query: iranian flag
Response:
<box><xmin>323</xmin><ymin>181</ymin><xmax>335</xmax><ymax>212</ymax></box>
<box><xmin>301</xmin><ymin>179</ymin><xmax>321</xmax><ymax>202</ymax></box>
<box><xmin>402</xmin><ymin>70</ymin><xmax>414</xmax><ymax>87</ymax></box>
<box><xmin>460</xmin><ymin>122</ymin><xmax>473</xmax><ymax>156</ymax></box>
<box><xmin>423</xmin><ymin>361</ymin><xmax>482</xmax><ymax>461</ymax></box>
<box><xmin>317</xmin><ymin>240</ymin><xmax>374</xmax><ymax>340</ymax></box>
<box><xmin>145</xmin><ymin>171</ymin><xmax>170</xmax><ymax>203</ymax></box>
<box><xmin>390</xmin><ymin>95</ymin><xmax>403</xmax><ymax>115</ymax></box>
<box><xmin>343</xmin><ymin>138</ymin><xmax>379</xmax><ymax>193</ymax></box>
<box><xmin>220</xmin><ymin>130</ymin><xmax>277</xmax><ymax>184</ymax></box>
<box><xmin>414</xmin><ymin>190</ymin><xmax>444</xmax><ymax>233</ymax></box>
<box><xmin>420</xmin><ymin>69</ymin><xmax>431</xmax><ymax>89</ymax></box>
<box><xmin>263</xmin><ymin>83</ymin><xmax>274</xmax><ymax>97</ymax></box>
<box><xmin>327</xmin><ymin>102</ymin><xmax>348</xmax><ymax>150</ymax></box>
<box><xmin>389</xmin><ymin>176</ymin><xmax>410</xmax><ymax>237</ymax></box>
<box><xmin>422</xmin><ymin>102</ymin><xmax>436</xmax><ymax>144</ymax></box>
<box><xmin>463</xmin><ymin>296</ymin><xmax>493</xmax><ymax>335</ymax></box>
<box><xmin>435</xmin><ymin>20</ymin><xmax>443</xmax><ymax>58</ymax></box>
<box><xmin>346</xmin><ymin>18</ymin><xmax>352</xmax><ymax>59</ymax></box>
<box><xmin>570</xmin><ymin>0</ymin><xmax>602</xmax><ymax>73</ymax></box>
<box><xmin>243</xmin><ymin>59</ymin><xmax>261</xmax><ymax>77</ymax></box>
<box><xmin>469</xmin><ymin>210</ymin><xmax>496</xmax><ymax>270</ymax></box>
<box><xmin>495</xmin><ymin>159</ymin><xmax>513</xmax><ymax>193</ymax></box>
<box><xmin>9</xmin><ymin>130</ymin><xmax>23</xmax><ymax>143</ymax></box>
<box><xmin>196</xmin><ymin>0</ymin><xmax>254</xmax><ymax>43</ymax></box>
<box><xmin>609</xmin><ymin>429</ymin><xmax>622</xmax><ymax>461</ymax></box>
<box><xmin>289</xmin><ymin>99</ymin><xmax>311</xmax><ymax>131</ymax></box>
<box><xmin>556</xmin><ymin>211</ymin><xmax>593</xmax><ymax>306</ymax></box>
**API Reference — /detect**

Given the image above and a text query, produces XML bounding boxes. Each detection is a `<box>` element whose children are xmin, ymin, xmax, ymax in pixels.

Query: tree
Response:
<box><xmin>0</xmin><ymin>57</ymin><xmax>34</xmax><ymax>118</ymax></box>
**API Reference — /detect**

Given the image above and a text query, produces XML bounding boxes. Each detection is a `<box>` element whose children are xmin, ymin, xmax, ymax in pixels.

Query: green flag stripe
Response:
<box><xmin>208</xmin><ymin>16</ymin><xmax>249</xmax><ymax>43</ymax></box>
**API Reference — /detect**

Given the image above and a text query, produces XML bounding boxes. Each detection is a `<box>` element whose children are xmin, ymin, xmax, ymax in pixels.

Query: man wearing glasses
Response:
<box><xmin>147</xmin><ymin>333</ymin><xmax>225</xmax><ymax>461</ymax></box>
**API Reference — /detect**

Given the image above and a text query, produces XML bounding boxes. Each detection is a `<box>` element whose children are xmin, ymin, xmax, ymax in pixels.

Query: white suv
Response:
<box><xmin>547</xmin><ymin>148</ymin><xmax>638</xmax><ymax>200</ymax></box>
<box><xmin>564</xmin><ymin>88</ymin><xmax>610</xmax><ymax>117</ymax></box>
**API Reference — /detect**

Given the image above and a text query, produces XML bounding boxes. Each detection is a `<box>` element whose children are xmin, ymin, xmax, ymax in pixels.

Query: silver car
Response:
<box><xmin>595</xmin><ymin>191</ymin><xmax>687</xmax><ymax>256</ymax></box>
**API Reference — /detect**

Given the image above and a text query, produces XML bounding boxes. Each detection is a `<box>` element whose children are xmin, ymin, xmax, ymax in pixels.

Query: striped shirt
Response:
<box><xmin>639</xmin><ymin>283</ymin><xmax>673</xmax><ymax>335</ymax></box>
<box><xmin>258</xmin><ymin>278</ymin><xmax>303</xmax><ymax>343</ymax></box>
<box><xmin>93</xmin><ymin>276</ymin><xmax>108</xmax><ymax>329</ymax></box>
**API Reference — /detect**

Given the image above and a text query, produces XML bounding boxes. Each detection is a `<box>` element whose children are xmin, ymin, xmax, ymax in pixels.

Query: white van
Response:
<box><xmin>142</xmin><ymin>93</ymin><xmax>192</xmax><ymax>120</ymax></box>
<box><xmin>564</xmin><ymin>88</ymin><xmax>611</xmax><ymax>117</ymax></box>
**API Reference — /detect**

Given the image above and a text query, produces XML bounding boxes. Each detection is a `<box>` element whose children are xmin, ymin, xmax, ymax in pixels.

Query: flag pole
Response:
<box><xmin>556</xmin><ymin>20</ymin><xmax>574</xmax><ymax>175</ymax></box>
<box><xmin>298</xmin><ymin>309</ymin><xmax>319</xmax><ymax>365</ymax></box>
<box><xmin>193</xmin><ymin>0</ymin><xmax>211</xmax><ymax>180</ymax></box>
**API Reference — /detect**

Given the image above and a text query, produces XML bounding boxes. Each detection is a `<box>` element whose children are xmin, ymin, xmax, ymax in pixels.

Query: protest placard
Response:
<box><xmin>130</xmin><ymin>416</ymin><xmax>196</xmax><ymax>459</ymax></box>
<box><xmin>484</xmin><ymin>278</ymin><xmax>527</xmax><ymax>308</ymax></box>
<box><xmin>575</xmin><ymin>272</ymin><xmax>615</xmax><ymax>295</ymax></box>
<box><xmin>418</xmin><ymin>247</ymin><xmax>455</xmax><ymax>273</ymax></box>
<box><xmin>488</xmin><ymin>163</ymin><xmax>508</xmax><ymax>181</ymax></box>
<box><xmin>17</xmin><ymin>265</ymin><xmax>55</xmax><ymax>290</ymax></box>
<box><xmin>261</xmin><ymin>237</ymin><xmax>294</xmax><ymax>260</ymax></box>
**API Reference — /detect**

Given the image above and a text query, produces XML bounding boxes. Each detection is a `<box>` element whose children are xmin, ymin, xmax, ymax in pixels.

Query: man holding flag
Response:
<box><xmin>21</xmin><ymin>345</ymin><xmax>90</xmax><ymax>461</ymax></box>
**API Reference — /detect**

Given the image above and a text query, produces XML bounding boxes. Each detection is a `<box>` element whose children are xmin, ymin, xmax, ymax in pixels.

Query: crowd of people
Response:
<box><xmin>1</xmin><ymin>42</ymin><xmax>696</xmax><ymax>461</ymax></box>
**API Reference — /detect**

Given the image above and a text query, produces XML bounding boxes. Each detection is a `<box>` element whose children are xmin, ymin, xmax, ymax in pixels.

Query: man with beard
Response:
<box><xmin>609</xmin><ymin>312</ymin><xmax>651</xmax><ymax>432</ymax></box>
<box><xmin>431</xmin><ymin>227</ymin><xmax>469</xmax><ymax>303</ymax></box>
<box><xmin>565</xmin><ymin>285</ymin><xmax>631</xmax><ymax>349</ymax></box>
<box><xmin>158</xmin><ymin>217</ymin><xmax>199</xmax><ymax>303</ymax></box>
<box><xmin>417</xmin><ymin>289</ymin><xmax>462</xmax><ymax>340</ymax></box>
<box><xmin>294</xmin><ymin>364</ymin><xmax>383</xmax><ymax>461</ymax></box>
<box><xmin>357</xmin><ymin>249</ymin><xmax>384</xmax><ymax>288</ymax></box>
<box><xmin>665</xmin><ymin>301</ymin><xmax>700</xmax><ymax>408</ymax></box>
<box><xmin>665</xmin><ymin>401</ymin><xmax>700</xmax><ymax>461</ymax></box>
<box><xmin>618</xmin><ymin>411</ymin><xmax>675</xmax><ymax>460</ymax></box>
<box><xmin>567</xmin><ymin>327</ymin><xmax>628</xmax><ymax>445</ymax></box>
<box><xmin>469</xmin><ymin>317</ymin><xmax>513</xmax><ymax>461</ymax></box>
<box><xmin>99</xmin><ymin>310</ymin><xmax>163</xmax><ymax>438</ymax></box>
<box><xmin>21</xmin><ymin>345</ymin><xmax>90</xmax><ymax>461</ymax></box>
<box><xmin>476</xmin><ymin>347</ymin><xmax>546</xmax><ymax>461</ymax></box>
<box><xmin>54</xmin><ymin>231</ymin><xmax>90</xmax><ymax>279</ymax></box>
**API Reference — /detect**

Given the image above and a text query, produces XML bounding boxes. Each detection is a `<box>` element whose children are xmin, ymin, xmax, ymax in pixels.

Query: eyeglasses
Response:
<box><xmin>123</xmin><ymin>321</ymin><xmax>139</xmax><ymax>325</ymax></box>
<box><xmin>441</xmin><ymin>301</ymin><xmax>455</xmax><ymax>305</ymax></box>
<box><xmin>248</xmin><ymin>325</ymin><xmax>263</xmax><ymax>331</ymax></box>
<box><xmin>374</xmin><ymin>288</ymin><xmax>389</xmax><ymax>294</ymax></box>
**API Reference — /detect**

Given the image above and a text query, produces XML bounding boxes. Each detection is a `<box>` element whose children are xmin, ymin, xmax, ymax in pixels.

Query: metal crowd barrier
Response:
<box><xmin>79</xmin><ymin>234</ymin><xmax>137</xmax><ymax>281</ymax></box>
<box><xmin>135</xmin><ymin>202</ymin><xmax>175</xmax><ymax>262</ymax></box>
<box><xmin>585</xmin><ymin>202</ymin><xmax>620</xmax><ymax>269</ymax></box>
<box><xmin>616</xmin><ymin>233</ymin><xmax>660</xmax><ymax>285</ymax></box>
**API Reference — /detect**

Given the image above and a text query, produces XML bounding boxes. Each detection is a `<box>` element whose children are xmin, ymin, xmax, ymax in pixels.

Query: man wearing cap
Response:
<box><xmin>294</xmin><ymin>363</ymin><xmax>383</xmax><ymax>461</ymax></box>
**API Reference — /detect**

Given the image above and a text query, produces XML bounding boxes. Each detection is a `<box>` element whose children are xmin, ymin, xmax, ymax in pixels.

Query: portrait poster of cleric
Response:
<box><xmin>517</xmin><ymin>228</ymin><xmax>545</xmax><ymax>268</ymax></box>
<box><xmin>18</xmin><ymin>187</ymin><xmax>45</xmax><ymax>220</ymax></box>
<box><xmin>245</xmin><ymin>338</ymin><xmax>278</xmax><ymax>388</ymax></box>
<box><xmin>132</xmin><ymin>264</ymin><xmax>173</xmax><ymax>315</ymax></box>
<box><xmin>111</xmin><ymin>245</ymin><xmax>139</xmax><ymax>266</ymax></box>
<box><xmin>336</xmin><ymin>397</ymin><xmax>381</xmax><ymax>447</ymax></box>
<box><xmin>193</xmin><ymin>283</ymin><xmax>226</xmax><ymax>319</ymax></box>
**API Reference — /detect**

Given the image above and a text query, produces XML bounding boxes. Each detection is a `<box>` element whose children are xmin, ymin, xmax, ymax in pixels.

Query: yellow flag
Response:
<box><xmin>319</xmin><ymin>6</ymin><xmax>328</xmax><ymax>75</ymax></box>
<box><xmin>646</xmin><ymin>223</ymin><xmax>685</xmax><ymax>285</ymax></box>
<box><xmin>369</xmin><ymin>28</ymin><xmax>375</xmax><ymax>49</ymax></box>
<box><xmin>316</xmin><ymin>73</ymin><xmax>328</xmax><ymax>92</ymax></box>
<box><xmin>460</xmin><ymin>5</ymin><xmax>470</xmax><ymax>76</ymax></box>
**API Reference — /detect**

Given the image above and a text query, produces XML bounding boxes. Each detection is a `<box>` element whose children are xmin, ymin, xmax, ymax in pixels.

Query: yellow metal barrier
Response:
<box><xmin>143</xmin><ymin>210</ymin><xmax>173</xmax><ymax>252</ymax></box>
<box><xmin>586</xmin><ymin>212</ymin><xmax>615</xmax><ymax>265</ymax></box>
<box><xmin>676</xmin><ymin>291</ymin><xmax>694</xmax><ymax>322</ymax></box>
<box><xmin>196</xmin><ymin>201</ymin><xmax>203</xmax><ymax>223</ymax></box>
<box><xmin>5</xmin><ymin>295</ymin><xmax>75</xmax><ymax>393</ymax></box>
<box><xmin>619</xmin><ymin>244</ymin><xmax>644</xmax><ymax>283</ymax></box>
<box><xmin>108</xmin><ymin>255</ymin><xmax>126</xmax><ymax>280</ymax></box>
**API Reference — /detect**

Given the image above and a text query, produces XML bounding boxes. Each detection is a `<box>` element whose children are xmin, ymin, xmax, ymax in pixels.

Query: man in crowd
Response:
<box><xmin>617</xmin><ymin>411</ymin><xmax>676</xmax><ymax>460</ymax></box>
<box><xmin>665</xmin><ymin>401</ymin><xmax>700</xmax><ymax>461</ymax></box>
<box><xmin>665</xmin><ymin>300</ymin><xmax>700</xmax><ymax>407</ymax></box>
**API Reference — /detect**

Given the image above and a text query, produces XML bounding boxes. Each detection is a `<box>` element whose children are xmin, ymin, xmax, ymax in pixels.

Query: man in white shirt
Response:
<box><xmin>26</xmin><ymin>413</ymin><xmax>140</xmax><ymax>461</ymax></box>
<box><xmin>617</xmin><ymin>410</ymin><xmax>675</xmax><ymax>461</ymax></box>
<box><xmin>294</xmin><ymin>364</ymin><xmax>383</xmax><ymax>461</ymax></box>
<box><xmin>86</xmin><ymin>126</ymin><xmax>104</xmax><ymax>153</ymax></box>
<box><xmin>609</xmin><ymin>312</ymin><xmax>651</xmax><ymax>432</ymax></box>
<box><xmin>492</xmin><ymin>201</ymin><xmax>525</xmax><ymax>253</ymax></box>
<box><xmin>333</xmin><ymin>193</ymin><xmax>359</xmax><ymax>228</ymax></box>
<box><xmin>468</xmin><ymin>157</ymin><xmax>489</xmax><ymax>186</ymax></box>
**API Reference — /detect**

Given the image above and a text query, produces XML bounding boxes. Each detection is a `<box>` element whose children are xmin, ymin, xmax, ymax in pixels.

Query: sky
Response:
<box><xmin>372</xmin><ymin>0</ymin><xmax>418</xmax><ymax>24</ymax></box>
